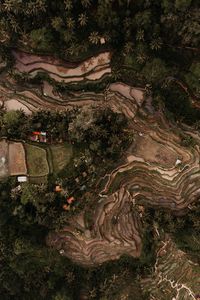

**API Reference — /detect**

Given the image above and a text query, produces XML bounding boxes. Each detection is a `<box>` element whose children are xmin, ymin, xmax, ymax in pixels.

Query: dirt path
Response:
<box><xmin>143</xmin><ymin>236</ymin><xmax>199</xmax><ymax>299</ymax></box>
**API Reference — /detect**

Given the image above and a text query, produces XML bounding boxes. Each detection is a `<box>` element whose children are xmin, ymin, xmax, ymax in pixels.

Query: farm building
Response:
<box><xmin>17</xmin><ymin>176</ymin><xmax>28</xmax><ymax>182</ymax></box>
<box><xmin>30</xmin><ymin>131</ymin><xmax>47</xmax><ymax>143</ymax></box>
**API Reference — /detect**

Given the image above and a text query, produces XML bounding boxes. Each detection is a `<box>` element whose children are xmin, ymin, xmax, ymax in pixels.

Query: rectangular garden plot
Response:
<box><xmin>0</xmin><ymin>139</ymin><xmax>9</xmax><ymax>178</ymax></box>
<box><xmin>8</xmin><ymin>142</ymin><xmax>27</xmax><ymax>176</ymax></box>
<box><xmin>50</xmin><ymin>143</ymin><xmax>73</xmax><ymax>174</ymax></box>
<box><xmin>25</xmin><ymin>144</ymin><xmax>49</xmax><ymax>177</ymax></box>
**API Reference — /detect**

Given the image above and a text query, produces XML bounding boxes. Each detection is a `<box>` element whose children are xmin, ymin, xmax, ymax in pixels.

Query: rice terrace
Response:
<box><xmin>0</xmin><ymin>1</ymin><xmax>200</xmax><ymax>299</ymax></box>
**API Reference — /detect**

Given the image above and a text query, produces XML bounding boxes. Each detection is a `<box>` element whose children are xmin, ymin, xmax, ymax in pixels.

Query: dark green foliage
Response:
<box><xmin>0</xmin><ymin>177</ymin><xmax>150</xmax><ymax>300</ymax></box>
<box><xmin>144</xmin><ymin>202</ymin><xmax>200</xmax><ymax>262</ymax></box>
<box><xmin>0</xmin><ymin>110</ymin><xmax>29</xmax><ymax>139</ymax></box>
<box><xmin>157</xmin><ymin>85</ymin><xmax>200</xmax><ymax>124</ymax></box>
<box><xmin>69</xmin><ymin>107</ymin><xmax>130</xmax><ymax>160</ymax></box>
<box><xmin>29</xmin><ymin>27</ymin><xmax>54</xmax><ymax>51</ymax></box>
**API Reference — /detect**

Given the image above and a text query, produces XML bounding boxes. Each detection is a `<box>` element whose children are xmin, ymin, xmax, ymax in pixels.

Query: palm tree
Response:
<box><xmin>111</xmin><ymin>68</ymin><xmax>121</xmax><ymax>80</ymax></box>
<box><xmin>124</xmin><ymin>42</ymin><xmax>133</xmax><ymax>54</ymax></box>
<box><xmin>136</xmin><ymin>29</ymin><xmax>145</xmax><ymax>41</ymax></box>
<box><xmin>136</xmin><ymin>53</ymin><xmax>147</xmax><ymax>64</ymax></box>
<box><xmin>150</xmin><ymin>37</ymin><xmax>163</xmax><ymax>50</ymax></box>
<box><xmin>35</xmin><ymin>0</ymin><xmax>46</xmax><ymax>12</ymax></box>
<box><xmin>123</xmin><ymin>17</ymin><xmax>132</xmax><ymax>29</ymax></box>
<box><xmin>66</xmin><ymin>17</ymin><xmax>75</xmax><ymax>29</ymax></box>
<box><xmin>78</xmin><ymin>13</ymin><xmax>88</xmax><ymax>27</ymax></box>
<box><xmin>65</xmin><ymin>43</ymin><xmax>79</xmax><ymax>57</ymax></box>
<box><xmin>88</xmin><ymin>288</ymin><xmax>97</xmax><ymax>299</ymax></box>
<box><xmin>51</xmin><ymin>17</ymin><xmax>63</xmax><ymax>31</ymax></box>
<box><xmin>89</xmin><ymin>31</ymin><xmax>100</xmax><ymax>45</ymax></box>
<box><xmin>3</xmin><ymin>0</ymin><xmax>13</xmax><ymax>12</ymax></box>
<box><xmin>63</xmin><ymin>30</ymin><xmax>74</xmax><ymax>43</ymax></box>
<box><xmin>81</xmin><ymin>0</ymin><xmax>92</xmax><ymax>7</ymax></box>
<box><xmin>10</xmin><ymin>17</ymin><xmax>19</xmax><ymax>33</ymax></box>
<box><xmin>0</xmin><ymin>22</ymin><xmax>10</xmax><ymax>44</ymax></box>
<box><xmin>26</xmin><ymin>2</ymin><xmax>34</xmax><ymax>15</ymax></box>
<box><xmin>64</xmin><ymin>0</ymin><xmax>73</xmax><ymax>10</ymax></box>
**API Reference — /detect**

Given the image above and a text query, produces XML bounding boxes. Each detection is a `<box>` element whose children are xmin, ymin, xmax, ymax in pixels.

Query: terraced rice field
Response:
<box><xmin>25</xmin><ymin>144</ymin><xmax>49</xmax><ymax>177</ymax></box>
<box><xmin>1</xmin><ymin>50</ymin><xmax>200</xmax><ymax>273</ymax></box>
<box><xmin>13</xmin><ymin>50</ymin><xmax>111</xmax><ymax>83</ymax></box>
<box><xmin>8</xmin><ymin>142</ymin><xmax>27</xmax><ymax>176</ymax></box>
<box><xmin>47</xmin><ymin>188</ymin><xmax>142</xmax><ymax>266</ymax></box>
<box><xmin>141</xmin><ymin>237</ymin><xmax>200</xmax><ymax>300</ymax></box>
<box><xmin>46</xmin><ymin>81</ymin><xmax>200</xmax><ymax>267</ymax></box>
<box><xmin>0</xmin><ymin>49</ymin><xmax>110</xmax><ymax>114</ymax></box>
<box><xmin>0</xmin><ymin>79</ymin><xmax>104</xmax><ymax>114</ymax></box>
<box><xmin>50</xmin><ymin>143</ymin><xmax>73</xmax><ymax>173</ymax></box>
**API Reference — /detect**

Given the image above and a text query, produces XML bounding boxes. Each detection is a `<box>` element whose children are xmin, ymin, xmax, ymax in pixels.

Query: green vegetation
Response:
<box><xmin>50</xmin><ymin>143</ymin><xmax>73</xmax><ymax>174</ymax></box>
<box><xmin>156</xmin><ymin>84</ymin><xmax>200</xmax><ymax>124</ymax></box>
<box><xmin>145</xmin><ymin>203</ymin><xmax>200</xmax><ymax>263</ymax></box>
<box><xmin>0</xmin><ymin>0</ymin><xmax>199</xmax><ymax>123</ymax></box>
<box><xmin>0</xmin><ymin>176</ymin><xmax>153</xmax><ymax>300</ymax></box>
<box><xmin>0</xmin><ymin>0</ymin><xmax>200</xmax><ymax>298</ymax></box>
<box><xmin>25</xmin><ymin>144</ymin><xmax>49</xmax><ymax>177</ymax></box>
<box><xmin>68</xmin><ymin>107</ymin><xmax>130</xmax><ymax>159</ymax></box>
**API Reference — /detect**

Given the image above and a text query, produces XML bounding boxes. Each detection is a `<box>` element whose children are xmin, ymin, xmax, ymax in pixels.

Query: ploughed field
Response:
<box><xmin>0</xmin><ymin>49</ymin><xmax>200</xmax><ymax>298</ymax></box>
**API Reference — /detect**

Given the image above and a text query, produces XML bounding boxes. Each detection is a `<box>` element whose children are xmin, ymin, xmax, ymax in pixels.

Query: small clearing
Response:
<box><xmin>8</xmin><ymin>142</ymin><xmax>27</xmax><ymax>175</ymax></box>
<box><xmin>25</xmin><ymin>144</ymin><xmax>49</xmax><ymax>177</ymax></box>
<box><xmin>133</xmin><ymin>135</ymin><xmax>177</xmax><ymax>168</ymax></box>
<box><xmin>50</xmin><ymin>143</ymin><xmax>73</xmax><ymax>173</ymax></box>
<box><xmin>4</xmin><ymin>99</ymin><xmax>32</xmax><ymax>114</ymax></box>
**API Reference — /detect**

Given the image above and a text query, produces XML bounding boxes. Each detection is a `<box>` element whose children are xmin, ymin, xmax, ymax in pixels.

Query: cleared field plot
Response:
<box><xmin>4</xmin><ymin>99</ymin><xmax>32</xmax><ymax>114</ymax></box>
<box><xmin>134</xmin><ymin>135</ymin><xmax>177</xmax><ymax>168</ymax></box>
<box><xmin>50</xmin><ymin>143</ymin><xmax>73</xmax><ymax>173</ymax></box>
<box><xmin>9</xmin><ymin>142</ymin><xmax>27</xmax><ymax>175</ymax></box>
<box><xmin>0</xmin><ymin>139</ymin><xmax>9</xmax><ymax>178</ymax></box>
<box><xmin>25</xmin><ymin>144</ymin><xmax>49</xmax><ymax>177</ymax></box>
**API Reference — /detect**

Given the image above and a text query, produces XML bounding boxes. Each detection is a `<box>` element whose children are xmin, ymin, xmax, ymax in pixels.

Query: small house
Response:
<box><xmin>67</xmin><ymin>196</ymin><xmax>75</xmax><ymax>204</ymax></box>
<box><xmin>17</xmin><ymin>176</ymin><xmax>28</xmax><ymax>183</ymax></box>
<box><xmin>55</xmin><ymin>185</ymin><xmax>62</xmax><ymax>192</ymax></box>
<box><xmin>30</xmin><ymin>131</ymin><xmax>47</xmax><ymax>143</ymax></box>
<box><xmin>63</xmin><ymin>204</ymin><xmax>70</xmax><ymax>211</ymax></box>
<box><xmin>100</xmin><ymin>37</ymin><xmax>106</xmax><ymax>44</ymax></box>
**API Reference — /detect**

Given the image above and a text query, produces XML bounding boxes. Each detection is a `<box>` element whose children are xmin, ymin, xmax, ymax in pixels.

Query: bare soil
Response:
<box><xmin>8</xmin><ymin>142</ymin><xmax>27</xmax><ymax>175</ymax></box>
<box><xmin>132</xmin><ymin>135</ymin><xmax>177</xmax><ymax>168</ymax></box>
<box><xmin>4</xmin><ymin>99</ymin><xmax>32</xmax><ymax>114</ymax></box>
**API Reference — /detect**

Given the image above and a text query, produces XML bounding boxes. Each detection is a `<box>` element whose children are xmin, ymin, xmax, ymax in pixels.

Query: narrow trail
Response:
<box><xmin>144</xmin><ymin>237</ymin><xmax>199</xmax><ymax>300</ymax></box>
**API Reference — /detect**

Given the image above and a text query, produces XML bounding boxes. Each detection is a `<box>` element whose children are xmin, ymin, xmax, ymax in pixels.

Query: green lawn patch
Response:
<box><xmin>25</xmin><ymin>144</ymin><xmax>49</xmax><ymax>177</ymax></box>
<box><xmin>50</xmin><ymin>143</ymin><xmax>73</xmax><ymax>174</ymax></box>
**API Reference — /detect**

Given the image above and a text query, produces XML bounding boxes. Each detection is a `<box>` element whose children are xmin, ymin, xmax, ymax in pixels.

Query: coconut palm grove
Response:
<box><xmin>0</xmin><ymin>0</ymin><xmax>200</xmax><ymax>299</ymax></box>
